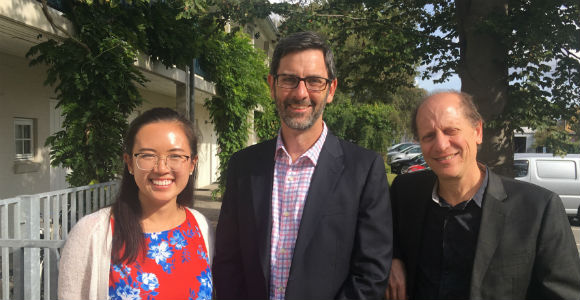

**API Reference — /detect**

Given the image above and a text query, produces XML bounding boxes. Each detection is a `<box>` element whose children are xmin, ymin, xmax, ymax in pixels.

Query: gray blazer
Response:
<box><xmin>212</xmin><ymin>132</ymin><xmax>393</xmax><ymax>299</ymax></box>
<box><xmin>391</xmin><ymin>169</ymin><xmax>580</xmax><ymax>299</ymax></box>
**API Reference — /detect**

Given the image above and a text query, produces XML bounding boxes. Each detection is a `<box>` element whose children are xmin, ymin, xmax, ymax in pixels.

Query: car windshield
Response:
<box><xmin>403</xmin><ymin>146</ymin><xmax>420</xmax><ymax>153</ymax></box>
<box><xmin>391</xmin><ymin>143</ymin><xmax>415</xmax><ymax>152</ymax></box>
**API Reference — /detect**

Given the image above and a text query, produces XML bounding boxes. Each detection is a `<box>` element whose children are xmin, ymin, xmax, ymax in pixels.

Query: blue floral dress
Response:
<box><xmin>108</xmin><ymin>210</ymin><xmax>212</xmax><ymax>300</ymax></box>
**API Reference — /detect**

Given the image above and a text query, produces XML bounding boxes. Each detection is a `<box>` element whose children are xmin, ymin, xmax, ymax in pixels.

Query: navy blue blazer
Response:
<box><xmin>213</xmin><ymin>132</ymin><xmax>393</xmax><ymax>299</ymax></box>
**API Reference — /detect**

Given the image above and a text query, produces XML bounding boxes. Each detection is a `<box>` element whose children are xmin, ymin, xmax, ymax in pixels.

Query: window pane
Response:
<box><xmin>16</xmin><ymin>140</ymin><xmax>23</xmax><ymax>155</ymax></box>
<box><xmin>537</xmin><ymin>160</ymin><xmax>576</xmax><ymax>179</ymax></box>
<box><xmin>22</xmin><ymin>125</ymin><xmax>31</xmax><ymax>138</ymax></box>
<box><xmin>23</xmin><ymin>140</ymin><xmax>31</xmax><ymax>154</ymax></box>
<box><xmin>15</xmin><ymin>125</ymin><xmax>23</xmax><ymax>139</ymax></box>
<box><xmin>513</xmin><ymin>160</ymin><xmax>528</xmax><ymax>177</ymax></box>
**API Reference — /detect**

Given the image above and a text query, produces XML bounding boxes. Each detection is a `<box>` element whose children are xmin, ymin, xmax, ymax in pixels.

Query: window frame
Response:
<box><xmin>14</xmin><ymin>118</ymin><xmax>35</xmax><ymax>160</ymax></box>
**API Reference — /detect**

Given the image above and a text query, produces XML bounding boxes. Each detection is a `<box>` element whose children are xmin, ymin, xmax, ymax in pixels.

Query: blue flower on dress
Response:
<box><xmin>148</xmin><ymin>231</ymin><xmax>168</xmax><ymax>242</ymax></box>
<box><xmin>112</xmin><ymin>264</ymin><xmax>132</xmax><ymax>278</ymax></box>
<box><xmin>147</xmin><ymin>241</ymin><xmax>173</xmax><ymax>264</ymax></box>
<box><xmin>113</xmin><ymin>264</ymin><xmax>123</xmax><ymax>274</ymax></box>
<box><xmin>137</xmin><ymin>273</ymin><xmax>159</xmax><ymax>291</ymax></box>
<box><xmin>196</xmin><ymin>247</ymin><xmax>209</xmax><ymax>265</ymax></box>
<box><xmin>170</xmin><ymin>231</ymin><xmax>187</xmax><ymax>250</ymax></box>
<box><xmin>196</xmin><ymin>267</ymin><xmax>213</xmax><ymax>300</ymax></box>
<box><xmin>110</xmin><ymin>278</ymin><xmax>141</xmax><ymax>300</ymax></box>
<box><xmin>183</xmin><ymin>225</ymin><xmax>201</xmax><ymax>238</ymax></box>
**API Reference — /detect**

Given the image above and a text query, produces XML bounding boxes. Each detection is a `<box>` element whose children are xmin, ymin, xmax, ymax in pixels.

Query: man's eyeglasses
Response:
<box><xmin>133</xmin><ymin>153</ymin><xmax>190</xmax><ymax>171</ymax></box>
<box><xmin>275</xmin><ymin>74</ymin><xmax>330</xmax><ymax>91</ymax></box>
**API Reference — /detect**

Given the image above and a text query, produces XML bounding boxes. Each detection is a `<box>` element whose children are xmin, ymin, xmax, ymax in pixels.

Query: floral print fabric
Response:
<box><xmin>109</xmin><ymin>210</ymin><xmax>212</xmax><ymax>300</ymax></box>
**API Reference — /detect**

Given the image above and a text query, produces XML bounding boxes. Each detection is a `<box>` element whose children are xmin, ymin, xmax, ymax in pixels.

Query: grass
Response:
<box><xmin>387</xmin><ymin>173</ymin><xmax>397</xmax><ymax>186</ymax></box>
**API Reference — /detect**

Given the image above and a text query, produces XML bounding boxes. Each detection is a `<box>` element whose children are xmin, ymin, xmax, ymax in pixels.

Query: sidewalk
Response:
<box><xmin>194</xmin><ymin>183</ymin><xmax>221</xmax><ymax>230</ymax></box>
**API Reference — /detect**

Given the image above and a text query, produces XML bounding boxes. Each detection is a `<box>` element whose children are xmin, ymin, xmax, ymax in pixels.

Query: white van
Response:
<box><xmin>514</xmin><ymin>153</ymin><xmax>580</xmax><ymax>217</ymax></box>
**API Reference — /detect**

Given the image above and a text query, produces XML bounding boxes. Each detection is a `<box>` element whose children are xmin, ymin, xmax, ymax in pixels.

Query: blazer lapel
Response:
<box><xmin>291</xmin><ymin>134</ymin><xmax>344</xmax><ymax>263</ymax></box>
<box><xmin>250</xmin><ymin>139</ymin><xmax>276</xmax><ymax>284</ymax></box>
<box><xmin>470</xmin><ymin>171</ymin><xmax>508</xmax><ymax>291</ymax></box>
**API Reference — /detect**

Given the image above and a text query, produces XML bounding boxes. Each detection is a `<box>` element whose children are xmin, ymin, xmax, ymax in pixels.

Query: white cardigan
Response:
<box><xmin>57</xmin><ymin>207</ymin><xmax>214</xmax><ymax>300</ymax></box>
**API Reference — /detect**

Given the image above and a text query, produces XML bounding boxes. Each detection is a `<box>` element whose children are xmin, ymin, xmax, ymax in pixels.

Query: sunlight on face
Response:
<box><xmin>168</xmin><ymin>132</ymin><xmax>177</xmax><ymax>145</ymax></box>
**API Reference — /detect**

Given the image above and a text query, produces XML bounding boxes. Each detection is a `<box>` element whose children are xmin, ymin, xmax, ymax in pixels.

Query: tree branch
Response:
<box><xmin>39</xmin><ymin>0</ymin><xmax>91</xmax><ymax>53</ymax></box>
<box><xmin>562</xmin><ymin>48</ymin><xmax>580</xmax><ymax>60</ymax></box>
<box><xmin>314</xmin><ymin>13</ymin><xmax>367</xmax><ymax>20</ymax></box>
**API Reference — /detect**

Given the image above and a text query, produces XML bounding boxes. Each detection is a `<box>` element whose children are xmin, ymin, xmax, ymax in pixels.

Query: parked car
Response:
<box><xmin>514</xmin><ymin>153</ymin><xmax>580</xmax><ymax>217</ymax></box>
<box><xmin>403</xmin><ymin>162</ymin><xmax>430</xmax><ymax>174</ymax></box>
<box><xmin>388</xmin><ymin>145</ymin><xmax>422</xmax><ymax>165</ymax></box>
<box><xmin>390</xmin><ymin>154</ymin><xmax>425</xmax><ymax>174</ymax></box>
<box><xmin>386</xmin><ymin>144</ymin><xmax>417</xmax><ymax>163</ymax></box>
<box><xmin>387</xmin><ymin>142</ymin><xmax>416</xmax><ymax>153</ymax></box>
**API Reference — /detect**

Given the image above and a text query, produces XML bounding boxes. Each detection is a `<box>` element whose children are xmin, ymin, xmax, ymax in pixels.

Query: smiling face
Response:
<box><xmin>268</xmin><ymin>49</ymin><xmax>337</xmax><ymax>132</ymax></box>
<box><xmin>124</xmin><ymin>121</ymin><xmax>196</xmax><ymax>209</ymax></box>
<box><xmin>416</xmin><ymin>93</ymin><xmax>483</xmax><ymax>181</ymax></box>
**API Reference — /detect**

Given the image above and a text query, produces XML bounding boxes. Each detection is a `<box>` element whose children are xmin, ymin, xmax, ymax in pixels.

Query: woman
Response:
<box><xmin>58</xmin><ymin>108</ymin><xmax>213</xmax><ymax>300</ymax></box>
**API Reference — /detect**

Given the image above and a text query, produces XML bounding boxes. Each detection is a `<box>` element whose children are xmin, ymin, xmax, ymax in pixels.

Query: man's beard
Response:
<box><xmin>275</xmin><ymin>93</ymin><xmax>328</xmax><ymax>131</ymax></box>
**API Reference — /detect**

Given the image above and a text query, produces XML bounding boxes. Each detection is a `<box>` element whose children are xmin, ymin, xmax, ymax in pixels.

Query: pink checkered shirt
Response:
<box><xmin>269</xmin><ymin>123</ymin><xmax>328</xmax><ymax>300</ymax></box>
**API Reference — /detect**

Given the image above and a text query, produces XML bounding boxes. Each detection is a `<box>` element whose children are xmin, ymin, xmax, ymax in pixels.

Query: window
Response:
<box><xmin>514</xmin><ymin>160</ymin><xmax>529</xmax><ymax>177</ymax></box>
<box><xmin>537</xmin><ymin>160</ymin><xmax>577</xmax><ymax>179</ymax></box>
<box><xmin>514</xmin><ymin>136</ymin><xmax>526</xmax><ymax>153</ymax></box>
<box><xmin>14</xmin><ymin>118</ymin><xmax>34</xmax><ymax>160</ymax></box>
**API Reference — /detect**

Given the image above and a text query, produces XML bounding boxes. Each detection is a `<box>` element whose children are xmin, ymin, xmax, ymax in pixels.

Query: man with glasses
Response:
<box><xmin>213</xmin><ymin>31</ymin><xmax>392</xmax><ymax>299</ymax></box>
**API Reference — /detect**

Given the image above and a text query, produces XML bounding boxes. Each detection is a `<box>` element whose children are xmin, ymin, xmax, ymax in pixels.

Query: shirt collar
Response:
<box><xmin>275</xmin><ymin>122</ymin><xmax>328</xmax><ymax>166</ymax></box>
<box><xmin>431</xmin><ymin>166</ymin><xmax>489</xmax><ymax>208</ymax></box>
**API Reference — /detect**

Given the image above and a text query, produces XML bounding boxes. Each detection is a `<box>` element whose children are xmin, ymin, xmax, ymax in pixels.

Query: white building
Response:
<box><xmin>0</xmin><ymin>0</ymin><xmax>278</xmax><ymax>198</ymax></box>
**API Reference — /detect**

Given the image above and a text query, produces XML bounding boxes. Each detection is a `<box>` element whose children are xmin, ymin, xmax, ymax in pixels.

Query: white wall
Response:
<box><xmin>194</xmin><ymin>103</ymin><xmax>218</xmax><ymax>187</ymax></box>
<box><xmin>0</xmin><ymin>51</ymin><xmax>54</xmax><ymax>198</ymax></box>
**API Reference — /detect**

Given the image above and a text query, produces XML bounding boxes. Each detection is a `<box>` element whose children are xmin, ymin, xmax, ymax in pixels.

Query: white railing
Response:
<box><xmin>0</xmin><ymin>181</ymin><xmax>119</xmax><ymax>300</ymax></box>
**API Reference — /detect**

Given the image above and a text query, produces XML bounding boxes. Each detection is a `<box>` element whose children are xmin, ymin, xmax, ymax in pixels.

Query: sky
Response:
<box><xmin>415</xmin><ymin>73</ymin><xmax>461</xmax><ymax>93</ymax></box>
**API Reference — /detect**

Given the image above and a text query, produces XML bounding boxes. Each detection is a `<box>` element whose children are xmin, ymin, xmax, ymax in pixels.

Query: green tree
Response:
<box><xmin>325</xmin><ymin>95</ymin><xmax>399</xmax><ymax>155</ymax></box>
<box><xmin>274</xmin><ymin>0</ymin><xmax>424</xmax><ymax>104</ymax></box>
<box><xmin>532</xmin><ymin>124</ymin><xmax>580</xmax><ymax>155</ymax></box>
<box><xmin>415</xmin><ymin>0</ymin><xmax>580</xmax><ymax>175</ymax></box>
<box><xmin>273</xmin><ymin>0</ymin><xmax>427</xmax><ymax>149</ymax></box>
<box><xmin>28</xmin><ymin>0</ymin><xmax>275</xmax><ymax>186</ymax></box>
<box><xmin>276</xmin><ymin>0</ymin><xmax>580</xmax><ymax>175</ymax></box>
<box><xmin>200</xmin><ymin>30</ymin><xmax>271</xmax><ymax>190</ymax></box>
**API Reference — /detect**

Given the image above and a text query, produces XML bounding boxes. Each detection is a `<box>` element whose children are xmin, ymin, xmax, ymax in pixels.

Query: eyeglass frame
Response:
<box><xmin>274</xmin><ymin>74</ymin><xmax>331</xmax><ymax>91</ymax></box>
<box><xmin>133</xmin><ymin>153</ymin><xmax>191</xmax><ymax>171</ymax></box>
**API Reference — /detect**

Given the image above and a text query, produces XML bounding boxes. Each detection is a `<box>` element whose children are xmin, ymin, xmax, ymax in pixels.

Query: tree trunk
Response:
<box><xmin>455</xmin><ymin>0</ymin><xmax>513</xmax><ymax>176</ymax></box>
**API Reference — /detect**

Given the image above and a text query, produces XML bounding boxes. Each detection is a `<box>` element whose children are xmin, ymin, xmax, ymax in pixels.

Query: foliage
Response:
<box><xmin>254</xmin><ymin>100</ymin><xmax>280</xmax><ymax>142</ymax></box>
<box><xmin>388</xmin><ymin>86</ymin><xmax>427</xmax><ymax>140</ymax></box>
<box><xmin>28</xmin><ymin>2</ymin><xmax>149</xmax><ymax>186</ymax></box>
<box><xmin>274</xmin><ymin>0</ymin><xmax>427</xmax><ymax>147</ymax></box>
<box><xmin>29</xmin><ymin>0</ymin><xmax>276</xmax><ymax>186</ymax></box>
<box><xmin>416</xmin><ymin>0</ymin><xmax>580</xmax><ymax>170</ymax></box>
<box><xmin>200</xmin><ymin>31</ymin><xmax>271</xmax><ymax>191</ymax></box>
<box><xmin>419</xmin><ymin>0</ymin><xmax>580</xmax><ymax>125</ymax></box>
<box><xmin>274</xmin><ymin>0</ymin><xmax>424</xmax><ymax>104</ymax></box>
<box><xmin>532</xmin><ymin>125</ymin><xmax>580</xmax><ymax>155</ymax></box>
<box><xmin>277</xmin><ymin>0</ymin><xmax>580</xmax><ymax>173</ymax></box>
<box><xmin>324</xmin><ymin>96</ymin><xmax>398</xmax><ymax>155</ymax></box>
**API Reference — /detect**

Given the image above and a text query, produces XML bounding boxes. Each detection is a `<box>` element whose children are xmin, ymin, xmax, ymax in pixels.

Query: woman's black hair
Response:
<box><xmin>111</xmin><ymin>107</ymin><xmax>198</xmax><ymax>265</ymax></box>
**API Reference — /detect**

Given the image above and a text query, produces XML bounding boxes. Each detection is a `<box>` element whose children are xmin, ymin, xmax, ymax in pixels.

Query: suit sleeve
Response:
<box><xmin>212</xmin><ymin>155</ymin><xmax>247</xmax><ymax>299</ymax></box>
<box><xmin>337</xmin><ymin>154</ymin><xmax>393</xmax><ymax>299</ymax></box>
<box><xmin>532</xmin><ymin>193</ymin><xmax>580</xmax><ymax>299</ymax></box>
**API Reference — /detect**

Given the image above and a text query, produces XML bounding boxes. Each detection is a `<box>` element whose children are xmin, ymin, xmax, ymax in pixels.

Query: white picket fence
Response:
<box><xmin>0</xmin><ymin>181</ymin><xmax>119</xmax><ymax>300</ymax></box>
